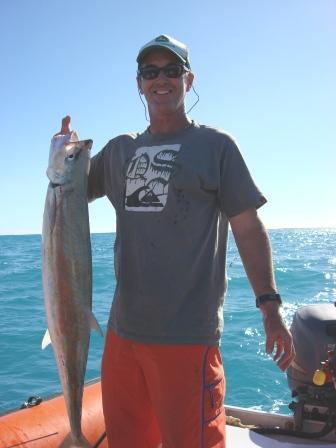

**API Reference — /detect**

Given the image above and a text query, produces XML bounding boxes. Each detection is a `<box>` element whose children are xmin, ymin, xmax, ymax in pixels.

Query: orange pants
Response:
<box><xmin>101</xmin><ymin>329</ymin><xmax>226</xmax><ymax>448</ymax></box>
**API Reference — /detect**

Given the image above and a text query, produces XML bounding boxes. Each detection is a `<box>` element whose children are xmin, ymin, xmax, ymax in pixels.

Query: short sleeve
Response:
<box><xmin>218</xmin><ymin>137</ymin><xmax>267</xmax><ymax>217</ymax></box>
<box><xmin>87</xmin><ymin>146</ymin><xmax>107</xmax><ymax>201</ymax></box>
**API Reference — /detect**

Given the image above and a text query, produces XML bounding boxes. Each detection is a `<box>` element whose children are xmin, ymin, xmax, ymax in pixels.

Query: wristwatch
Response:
<box><xmin>256</xmin><ymin>293</ymin><xmax>282</xmax><ymax>308</ymax></box>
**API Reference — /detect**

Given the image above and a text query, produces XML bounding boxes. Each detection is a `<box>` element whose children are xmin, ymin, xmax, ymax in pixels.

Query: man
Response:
<box><xmin>60</xmin><ymin>35</ymin><xmax>295</xmax><ymax>448</ymax></box>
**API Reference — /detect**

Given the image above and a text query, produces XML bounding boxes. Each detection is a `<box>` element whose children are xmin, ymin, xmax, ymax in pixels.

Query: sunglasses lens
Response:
<box><xmin>164</xmin><ymin>64</ymin><xmax>183</xmax><ymax>78</ymax></box>
<box><xmin>139</xmin><ymin>64</ymin><xmax>185</xmax><ymax>80</ymax></box>
<box><xmin>140</xmin><ymin>67</ymin><xmax>160</xmax><ymax>80</ymax></box>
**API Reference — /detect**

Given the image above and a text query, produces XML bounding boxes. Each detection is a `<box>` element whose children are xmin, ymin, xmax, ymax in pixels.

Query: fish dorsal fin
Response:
<box><xmin>69</xmin><ymin>130</ymin><xmax>79</xmax><ymax>142</ymax></box>
<box><xmin>87</xmin><ymin>309</ymin><xmax>103</xmax><ymax>336</ymax></box>
<box><xmin>42</xmin><ymin>329</ymin><xmax>52</xmax><ymax>349</ymax></box>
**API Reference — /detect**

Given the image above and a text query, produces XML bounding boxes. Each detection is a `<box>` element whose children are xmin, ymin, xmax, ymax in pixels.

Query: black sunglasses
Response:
<box><xmin>137</xmin><ymin>63</ymin><xmax>189</xmax><ymax>80</ymax></box>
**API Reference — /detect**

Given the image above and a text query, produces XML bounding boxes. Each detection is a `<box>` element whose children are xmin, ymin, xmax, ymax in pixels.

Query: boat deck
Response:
<box><xmin>227</xmin><ymin>425</ymin><xmax>335</xmax><ymax>447</ymax></box>
<box><xmin>225</xmin><ymin>405</ymin><xmax>336</xmax><ymax>447</ymax></box>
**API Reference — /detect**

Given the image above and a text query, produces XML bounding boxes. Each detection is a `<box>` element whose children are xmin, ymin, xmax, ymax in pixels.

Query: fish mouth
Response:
<box><xmin>84</xmin><ymin>139</ymin><xmax>93</xmax><ymax>148</ymax></box>
<box><xmin>50</xmin><ymin>182</ymin><xmax>62</xmax><ymax>189</ymax></box>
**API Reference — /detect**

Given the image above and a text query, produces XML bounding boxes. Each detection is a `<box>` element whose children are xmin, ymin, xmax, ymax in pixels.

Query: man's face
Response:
<box><xmin>137</xmin><ymin>49</ymin><xmax>194</xmax><ymax>116</ymax></box>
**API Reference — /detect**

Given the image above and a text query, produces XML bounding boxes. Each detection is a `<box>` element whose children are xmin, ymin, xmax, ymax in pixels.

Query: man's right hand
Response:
<box><xmin>261</xmin><ymin>302</ymin><xmax>295</xmax><ymax>371</ymax></box>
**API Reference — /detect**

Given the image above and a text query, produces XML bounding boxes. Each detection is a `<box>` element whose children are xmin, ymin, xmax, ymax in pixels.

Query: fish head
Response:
<box><xmin>47</xmin><ymin>132</ymin><xmax>93</xmax><ymax>187</ymax></box>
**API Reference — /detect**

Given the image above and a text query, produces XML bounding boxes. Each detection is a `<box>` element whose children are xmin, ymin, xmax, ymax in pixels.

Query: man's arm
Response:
<box><xmin>229</xmin><ymin>207</ymin><xmax>295</xmax><ymax>371</ymax></box>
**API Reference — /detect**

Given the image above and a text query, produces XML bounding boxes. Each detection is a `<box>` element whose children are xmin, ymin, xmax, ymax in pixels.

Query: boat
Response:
<box><xmin>0</xmin><ymin>380</ymin><xmax>107</xmax><ymax>448</ymax></box>
<box><xmin>0</xmin><ymin>303</ymin><xmax>335</xmax><ymax>447</ymax></box>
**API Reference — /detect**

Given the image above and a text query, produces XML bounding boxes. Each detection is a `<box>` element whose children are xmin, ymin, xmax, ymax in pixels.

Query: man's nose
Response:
<box><xmin>156</xmin><ymin>68</ymin><xmax>169</xmax><ymax>81</ymax></box>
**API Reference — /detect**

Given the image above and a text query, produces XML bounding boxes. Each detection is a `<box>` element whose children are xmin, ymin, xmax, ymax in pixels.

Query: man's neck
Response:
<box><xmin>148</xmin><ymin>111</ymin><xmax>192</xmax><ymax>135</ymax></box>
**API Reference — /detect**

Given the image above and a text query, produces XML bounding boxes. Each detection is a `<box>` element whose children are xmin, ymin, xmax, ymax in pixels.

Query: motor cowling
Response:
<box><xmin>287</xmin><ymin>303</ymin><xmax>336</xmax><ymax>392</ymax></box>
<box><xmin>286</xmin><ymin>303</ymin><xmax>336</xmax><ymax>435</ymax></box>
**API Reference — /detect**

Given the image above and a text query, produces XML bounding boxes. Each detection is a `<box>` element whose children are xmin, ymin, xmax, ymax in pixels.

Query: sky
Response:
<box><xmin>1</xmin><ymin>0</ymin><xmax>335</xmax><ymax>235</ymax></box>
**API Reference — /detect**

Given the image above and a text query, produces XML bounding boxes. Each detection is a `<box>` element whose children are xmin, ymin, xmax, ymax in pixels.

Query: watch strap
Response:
<box><xmin>256</xmin><ymin>293</ymin><xmax>282</xmax><ymax>308</ymax></box>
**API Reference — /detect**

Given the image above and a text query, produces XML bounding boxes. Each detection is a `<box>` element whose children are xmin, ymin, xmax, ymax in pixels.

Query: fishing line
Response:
<box><xmin>4</xmin><ymin>432</ymin><xmax>59</xmax><ymax>448</ymax></box>
<box><xmin>93</xmin><ymin>431</ymin><xmax>107</xmax><ymax>448</ymax></box>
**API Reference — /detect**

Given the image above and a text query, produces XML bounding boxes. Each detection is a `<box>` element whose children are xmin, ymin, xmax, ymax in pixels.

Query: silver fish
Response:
<box><xmin>42</xmin><ymin>132</ymin><xmax>102</xmax><ymax>448</ymax></box>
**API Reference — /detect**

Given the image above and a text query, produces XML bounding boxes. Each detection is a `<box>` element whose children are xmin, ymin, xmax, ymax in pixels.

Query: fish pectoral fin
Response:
<box><xmin>88</xmin><ymin>309</ymin><xmax>103</xmax><ymax>336</ymax></box>
<box><xmin>290</xmin><ymin>359</ymin><xmax>307</xmax><ymax>374</ymax></box>
<box><xmin>41</xmin><ymin>329</ymin><xmax>52</xmax><ymax>349</ymax></box>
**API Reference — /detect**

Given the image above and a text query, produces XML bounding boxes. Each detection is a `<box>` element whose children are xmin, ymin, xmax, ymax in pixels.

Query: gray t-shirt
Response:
<box><xmin>88</xmin><ymin>122</ymin><xmax>266</xmax><ymax>345</ymax></box>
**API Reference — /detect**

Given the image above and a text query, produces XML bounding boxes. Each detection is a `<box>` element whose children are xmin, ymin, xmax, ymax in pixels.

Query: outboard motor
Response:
<box><xmin>287</xmin><ymin>303</ymin><xmax>336</xmax><ymax>437</ymax></box>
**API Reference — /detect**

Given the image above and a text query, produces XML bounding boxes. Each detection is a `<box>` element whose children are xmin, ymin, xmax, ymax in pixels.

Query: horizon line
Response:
<box><xmin>1</xmin><ymin>226</ymin><xmax>335</xmax><ymax>237</ymax></box>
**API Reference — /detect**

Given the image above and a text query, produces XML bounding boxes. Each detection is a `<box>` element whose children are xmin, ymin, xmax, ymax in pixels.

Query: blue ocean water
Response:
<box><xmin>0</xmin><ymin>229</ymin><xmax>335</xmax><ymax>415</ymax></box>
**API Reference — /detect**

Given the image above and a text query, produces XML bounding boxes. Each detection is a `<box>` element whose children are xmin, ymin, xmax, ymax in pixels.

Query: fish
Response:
<box><xmin>42</xmin><ymin>127</ymin><xmax>102</xmax><ymax>448</ymax></box>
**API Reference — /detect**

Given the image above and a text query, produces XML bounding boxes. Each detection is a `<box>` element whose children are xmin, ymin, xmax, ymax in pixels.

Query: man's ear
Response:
<box><xmin>186</xmin><ymin>72</ymin><xmax>194</xmax><ymax>92</ymax></box>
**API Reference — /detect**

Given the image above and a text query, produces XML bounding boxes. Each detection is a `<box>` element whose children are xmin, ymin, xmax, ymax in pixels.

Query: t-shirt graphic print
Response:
<box><xmin>125</xmin><ymin>144</ymin><xmax>181</xmax><ymax>212</ymax></box>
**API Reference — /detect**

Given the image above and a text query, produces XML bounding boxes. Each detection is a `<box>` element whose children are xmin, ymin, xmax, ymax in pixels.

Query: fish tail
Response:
<box><xmin>59</xmin><ymin>432</ymin><xmax>92</xmax><ymax>447</ymax></box>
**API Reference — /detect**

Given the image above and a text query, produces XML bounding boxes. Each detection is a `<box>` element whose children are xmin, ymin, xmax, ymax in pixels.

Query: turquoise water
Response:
<box><xmin>0</xmin><ymin>229</ymin><xmax>335</xmax><ymax>415</ymax></box>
